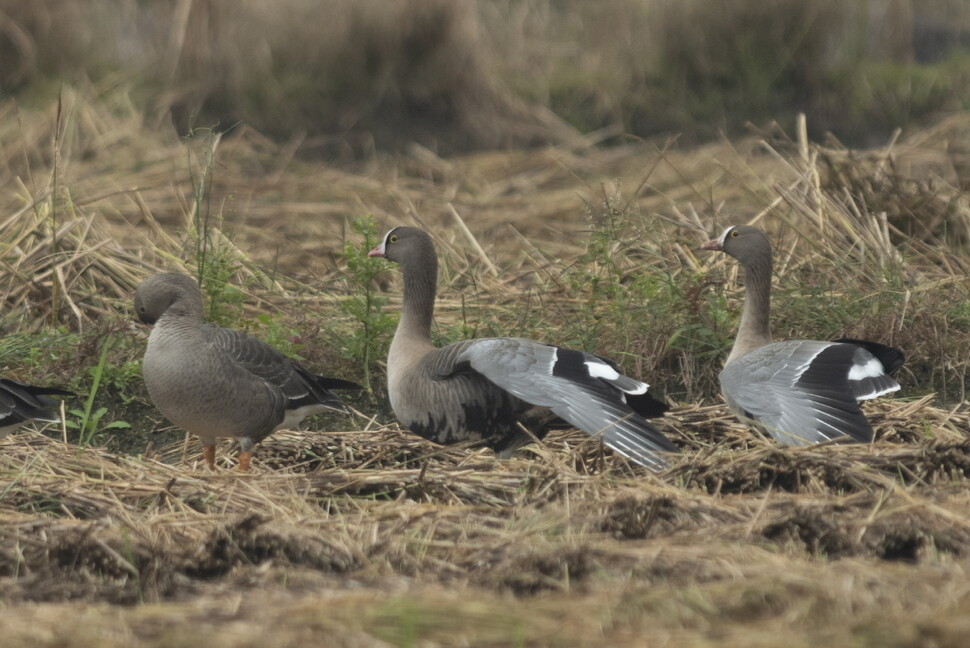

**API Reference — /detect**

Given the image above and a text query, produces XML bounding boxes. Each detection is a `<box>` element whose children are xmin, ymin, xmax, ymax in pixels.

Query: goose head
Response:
<box><xmin>368</xmin><ymin>226</ymin><xmax>435</xmax><ymax>266</ymax></box>
<box><xmin>134</xmin><ymin>273</ymin><xmax>203</xmax><ymax>325</ymax></box>
<box><xmin>702</xmin><ymin>225</ymin><xmax>772</xmax><ymax>264</ymax></box>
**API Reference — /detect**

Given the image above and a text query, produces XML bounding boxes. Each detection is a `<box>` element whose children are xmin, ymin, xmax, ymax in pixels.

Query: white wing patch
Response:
<box><xmin>625</xmin><ymin>382</ymin><xmax>648</xmax><ymax>395</ymax></box>
<box><xmin>855</xmin><ymin>381</ymin><xmax>900</xmax><ymax>401</ymax></box>
<box><xmin>584</xmin><ymin>360</ymin><xmax>619</xmax><ymax>381</ymax></box>
<box><xmin>848</xmin><ymin>357</ymin><xmax>886</xmax><ymax>381</ymax></box>
<box><xmin>585</xmin><ymin>360</ymin><xmax>649</xmax><ymax>394</ymax></box>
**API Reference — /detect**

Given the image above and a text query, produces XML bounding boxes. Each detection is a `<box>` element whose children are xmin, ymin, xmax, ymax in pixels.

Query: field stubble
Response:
<box><xmin>1</xmin><ymin>92</ymin><xmax>970</xmax><ymax>645</ymax></box>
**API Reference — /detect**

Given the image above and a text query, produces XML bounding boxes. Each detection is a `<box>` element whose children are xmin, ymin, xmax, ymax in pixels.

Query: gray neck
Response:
<box><xmin>397</xmin><ymin>248</ymin><xmax>437</xmax><ymax>343</ymax></box>
<box><xmin>727</xmin><ymin>255</ymin><xmax>772</xmax><ymax>364</ymax></box>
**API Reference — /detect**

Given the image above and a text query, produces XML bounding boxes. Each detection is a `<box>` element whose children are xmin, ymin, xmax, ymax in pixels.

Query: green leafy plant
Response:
<box><xmin>183</xmin><ymin>128</ymin><xmax>247</xmax><ymax>326</ymax></box>
<box><xmin>66</xmin><ymin>337</ymin><xmax>131</xmax><ymax>447</ymax></box>
<box><xmin>338</xmin><ymin>215</ymin><xmax>396</xmax><ymax>390</ymax></box>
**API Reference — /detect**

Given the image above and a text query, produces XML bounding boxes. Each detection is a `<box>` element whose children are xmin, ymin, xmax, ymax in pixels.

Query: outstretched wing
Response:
<box><xmin>722</xmin><ymin>340</ymin><xmax>900</xmax><ymax>445</ymax></box>
<box><xmin>832</xmin><ymin>338</ymin><xmax>905</xmax><ymax>378</ymax></box>
<box><xmin>438</xmin><ymin>338</ymin><xmax>677</xmax><ymax>470</ymax></box>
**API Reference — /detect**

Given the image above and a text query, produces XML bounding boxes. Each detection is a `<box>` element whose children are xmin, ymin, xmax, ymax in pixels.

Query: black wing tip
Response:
<box><xmin>34</xmin><ymin>387</ymin><xmax>75</xmax><ymax>398</ymax></box>
<box><xmin>624</xmin><ymin>391</ymin><xmax>670</xmax><ymax>419</ymax></box>
<box><xmin>314</xmin><ymin>376</ymin><xmax>365</xmax><ymax>391</ymax></box>
<box><xmin>292</xmin><ymin>364</ymin><xmax>364</xmax><ymax>392</ymax></box>
<box><xmin>833</xmin><ymin>338</ymin><xmax>905</xmax><ymax>376</ymax></box>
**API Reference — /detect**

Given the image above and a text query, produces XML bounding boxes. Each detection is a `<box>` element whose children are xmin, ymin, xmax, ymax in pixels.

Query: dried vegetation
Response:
<box><xmin>1</xmin><ymin>400</ymin><xmax>970</xmax><ymax>647</ymax></box>
<box><xmin>2</xmin><ymin>67</ymin><xmax>970</xmax><ymax>648</ymax></box>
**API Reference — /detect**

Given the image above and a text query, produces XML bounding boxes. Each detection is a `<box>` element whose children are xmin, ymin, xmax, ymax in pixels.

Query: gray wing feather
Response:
<box><xmin>205</xmin><ymin>325</ymin><xmax>346</xmax><ymax>413</ymax></box>
<box><xmin>207</xmin><ymin>325</ymin><xmax>295</xmax><ymax>387</ymax></box>
<box><xmin>722</xmin><ymin>340</ymin><xmax>895</xmax><ymax>445</ymax></box>
<box><xmin>451</xmin><ymin>338</ymin><xmax>675</xmax><ymax>468</ymax></box>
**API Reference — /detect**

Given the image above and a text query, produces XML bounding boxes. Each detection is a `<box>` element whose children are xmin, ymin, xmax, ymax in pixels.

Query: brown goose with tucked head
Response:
<box><xmin>135</xmin><ymin>273</ymin><xmax>361</xmax><ymax>471</ymax></box>
<box><xmin>703</xmin><ymin>225</ymin><xmax>902</xmax><ymax>445</ymax></box>
<box><xmin>368</xmin><ymin>226</ymin><xmax>677</xmax><ymax>469</ymax></box>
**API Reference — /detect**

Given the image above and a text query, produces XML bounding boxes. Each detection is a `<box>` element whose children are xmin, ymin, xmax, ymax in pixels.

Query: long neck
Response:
<box><xmin>727</xmin><ymin>255</ymin><xmax>772</xmax><ymax>364</ymax></box>
<box><xmin>396</xmin><ymin>250</ymin><xmax>438</xmax><ymax>344</ymax></box>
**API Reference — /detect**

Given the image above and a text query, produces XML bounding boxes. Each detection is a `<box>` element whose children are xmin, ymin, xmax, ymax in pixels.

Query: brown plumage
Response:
<box><xmin>135</xmin><ymin>273</ymin><xmax>360</xmax><ymax>471</ymax></box>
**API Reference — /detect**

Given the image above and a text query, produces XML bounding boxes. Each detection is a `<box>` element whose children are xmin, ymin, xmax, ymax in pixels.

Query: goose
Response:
<box><xmin>702</xmin><ymin>225</ymin><xmax>902</xmax><ymax>445</ymax></box>
<box><xmin>134</xmin><ymin>273</ymin><xmax>361</xmax><ymax>471</ymax></box>
<box><xmin>0</xmin><ymin>378</ymin><xmax>72</xmax><ymax>438</ymax></box>
<box><xmin>367</xmin><ymin>226</ymin><xmax>677</xmax><ymax>470</ymax></box>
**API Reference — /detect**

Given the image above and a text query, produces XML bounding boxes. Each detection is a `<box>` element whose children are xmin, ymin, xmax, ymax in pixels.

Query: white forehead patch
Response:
<box><xmin>381</xmin><ymin>228</ymin><xmax>399</xmax><ymax>246</ymax></box>
<box><xmin>716</xmin><ymin>226</ymin><xmax>736</xmax><ymax>246</ymax></box>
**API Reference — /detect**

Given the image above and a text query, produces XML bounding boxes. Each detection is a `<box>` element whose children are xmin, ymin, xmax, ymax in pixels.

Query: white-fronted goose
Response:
<box><xmin>368</xmin><ymin>226</ymin><xmax>677</xmax><ymax>469</ymax></box>
<box><xmin>702</xmin><ymin>225</ymin><xmax>902</xmax><ymax>445</ymax></box>
<box><xmin>0</xmin><ymin>378</ymin><xmax>72</xmax><ymax>438</ymax></box>
<box><xmin>135</xmin><ymin>273</ymin><xmax>361</xmax><ymax>471</ymax></box>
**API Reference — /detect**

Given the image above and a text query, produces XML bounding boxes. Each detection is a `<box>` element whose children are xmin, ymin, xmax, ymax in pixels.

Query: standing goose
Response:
<box><xmin>135</xmin><ymin>273</ymin><xmax>361</xmax><ymax>471</ymax></box>
<box><xmin>0</xmin><ymin>378</ymin><xmax>72</xmax><ymax>438</ymax></box>
<box><xmin>702</xmin><ymin>225</ymin><xmax>901</xmax><ymax>445</ymax></box>
<box><xmin>368</xmin><ymin>226</ymin><xmax>677</xmax><ymax>470</ymax></box>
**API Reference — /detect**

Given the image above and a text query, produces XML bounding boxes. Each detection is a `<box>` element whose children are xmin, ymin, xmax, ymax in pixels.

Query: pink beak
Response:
<box><xmin>701</xmin><ymin>239</ymin><xmax>722</xmax><ymax>251</ymax></box>
<box><xmin>367</xmin><ymin>243</ymin><xmax>385</xmax><ymax>258</ymax></box>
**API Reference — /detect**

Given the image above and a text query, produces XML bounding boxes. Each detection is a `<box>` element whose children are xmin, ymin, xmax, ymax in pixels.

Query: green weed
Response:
<box><xmin>65</xmin><ymin>337</ymin><xmax>131</xmax><ymax>448</ymax></box>
<box><xmin>552</xmin><ymin>186</ymin><xmax>730</xmax><ymax>400</ymax></box>
<box><xmin>337</xmin><ymin>215</ymin><xmax>396</xmax><ymax>391</ymax></box>
<box><xmin>183</xmin><ymin>128</ymin><xmax>247</xmax><ymax>326</ymax></box>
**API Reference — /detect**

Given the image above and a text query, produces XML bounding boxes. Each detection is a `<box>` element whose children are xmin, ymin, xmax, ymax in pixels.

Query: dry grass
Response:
<box><xmin>0</xmin><ymin>398</ymin><xmax>968</xmax><ymax>646</ymax></box>
<box><xmin>1</xmin><ymin>84</ymin><xmax>970</xmax><ymax>645</ymax></box>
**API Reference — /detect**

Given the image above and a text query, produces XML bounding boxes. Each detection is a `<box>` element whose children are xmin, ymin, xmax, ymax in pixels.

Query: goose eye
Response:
<box><xmin>389</xmin><ymin>234</ymin><xmax>399</xmax><ymax>243</ymax></box>
<box><xmin>730</xmin><ymin>229</ymin><xmax>739</xmax><ymax>238</ymax></box>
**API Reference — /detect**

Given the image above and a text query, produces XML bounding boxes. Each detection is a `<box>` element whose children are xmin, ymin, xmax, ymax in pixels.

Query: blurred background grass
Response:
<box><xmin>2</xmin><ymin>0</ymin><xmax>970</xmax><ymax>155</ymax></box>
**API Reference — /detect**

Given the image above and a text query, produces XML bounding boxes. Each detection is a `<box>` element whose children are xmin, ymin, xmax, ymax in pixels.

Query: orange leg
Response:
<box><xmin>202</xmin><ymin>444</ymin><xmax>216</xmax><ymax>470</ymax></box>
<box><xmin>237</xmin><ymin>449</ymin><xmax>252</xmax><ymax>472</ymax></box>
